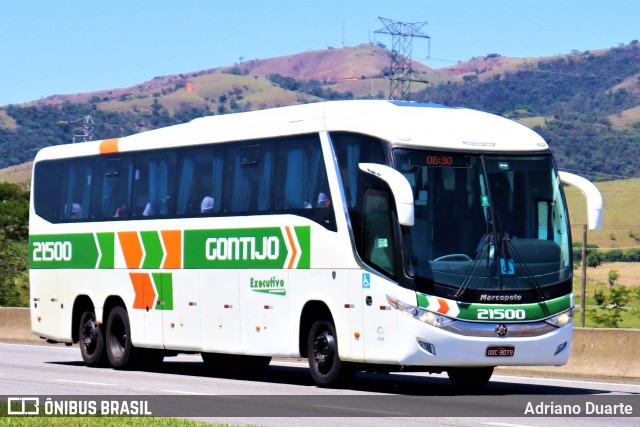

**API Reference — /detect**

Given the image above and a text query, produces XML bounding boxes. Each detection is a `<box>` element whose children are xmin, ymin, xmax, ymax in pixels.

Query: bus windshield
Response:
<box><xmin>393</xmin><ymin>149</ymin><xmax>572</xmax><ymax>296</ymax></box>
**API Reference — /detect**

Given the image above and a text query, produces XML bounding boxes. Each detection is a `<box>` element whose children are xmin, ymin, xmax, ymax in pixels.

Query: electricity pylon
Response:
<box><xmin>375</xmin><ymin>17</ymin><xmax>430</xmax><ymax>101</ymax></box>
<box><xmin>72</xmin><ymin>115</ymin><xmax>94</xmax><ymax>143</ymax></box>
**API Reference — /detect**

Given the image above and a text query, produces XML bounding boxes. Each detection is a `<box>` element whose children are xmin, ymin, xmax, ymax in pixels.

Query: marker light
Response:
<box><xmin>544</xmin><ymin>308</ymin><xmax>574</xmax><ymax>328</ymax></box>
<box><xmin>386</xmin><ymin>295</ymin><xmax>454</xmax><ymax>327</ymax></box>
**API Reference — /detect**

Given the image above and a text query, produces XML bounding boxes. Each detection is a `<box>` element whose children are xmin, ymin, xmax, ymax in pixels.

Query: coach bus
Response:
<box><xmin>29</xmin><ymin>100</ymin><xmax>603</xmax><ymax>389</ymax></box>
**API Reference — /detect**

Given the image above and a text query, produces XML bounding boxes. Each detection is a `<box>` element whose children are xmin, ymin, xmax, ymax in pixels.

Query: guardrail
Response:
<box><xmin>1</xmin><ymin>307</ymin><xmax>638</xmax><ymax>379</ymax></box>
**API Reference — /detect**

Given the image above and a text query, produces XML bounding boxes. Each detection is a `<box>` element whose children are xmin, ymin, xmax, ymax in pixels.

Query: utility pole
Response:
<box><xmin>581</xmin><ymin>224</ymin><xmax>587</xmax><ymax>327</ymax></box>
<box><xmin>72</xmin><ymin>115</ymin><xmax>95</xmax><ymax>143</ymax></box>
<box><xmin>375</xmin><ymin>17</ymin><xmax>430</xmax><ymax>101</ymax></box>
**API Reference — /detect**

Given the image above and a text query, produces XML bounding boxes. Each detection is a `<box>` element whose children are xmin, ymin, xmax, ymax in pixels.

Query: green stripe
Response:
<box><xmin>417</xmin><ymin>293</ymin><xmax>572</xmax><ymax>322</ymax></box>
<box><xmin>141</xmin><ymin>231</ymin><xmax>164</xmax><ymax>269</ymax></box>
<box><xmin>30</xmin><ymin>233</ymin><xmax>99</xmax><ymax>269</ymax></box>
<box><xmin>153</xmin><ymin>272</ymin><xmax>173</xmax><ymax>311</ymax></box>
<box><xmin>30</xmin><ymin>226</ymin><xmax>311</xmax><ymax>270</ymax></box>
<box><xmin>294</xmin><ymin>226</ymin><xmax>311</xmax><ymax>269</ymax></box>
<box><xmin>96</xmin><ymin>233</ymin><xmax>114</xmax><ymax>268</ymax></box>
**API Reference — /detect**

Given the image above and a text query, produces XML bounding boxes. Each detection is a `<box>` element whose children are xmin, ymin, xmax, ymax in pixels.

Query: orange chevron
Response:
<box><xmin>99</xmin><ymin>138</ymin><xmax>119</xmax><ymax>154</ymax></box>
<box><xmin>118</xmin><ymin>231</ymin><xmax>143</xmax><ymax>269</ymax></box>
<box><xmin>129</xmin><ymin>272</ymin><xmax>156</xmax><ymax>309</ymax></box>
<box><xmin>437</xmin><ymin>297</ymin><xmax>449</xmax><ymax>315</ymax></box>
<box><xmin>285</xmin><ymin>226</ymin><xmax>297</xmax><ymax>269</ymax></box>
<box><xmin>161</xmin><ymin>230</ymin><xmax>181</xmax><ymax>269</ymax></box>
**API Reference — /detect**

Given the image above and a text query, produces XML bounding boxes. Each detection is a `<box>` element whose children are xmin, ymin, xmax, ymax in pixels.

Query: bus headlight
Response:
<box><xmin>544</xmin><ymin>308</ymin><xmax>574</xmax><ymax>328</ymax></box>
<box><xmin>386</xmin><ymin>295</ymin><xmax>454</xmax><ymax>327</ymax></box>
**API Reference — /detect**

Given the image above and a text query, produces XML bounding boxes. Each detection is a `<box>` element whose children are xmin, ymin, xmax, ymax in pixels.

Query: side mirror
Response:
<box><xmin>358</xmin><ymin>163</ymin><xmax>414</xmax><ymax>226</ymax></box>
<box><xmin>558</xmin><ymin>171</ymin><xmax>604</xmax><ymax>230</ymax></box>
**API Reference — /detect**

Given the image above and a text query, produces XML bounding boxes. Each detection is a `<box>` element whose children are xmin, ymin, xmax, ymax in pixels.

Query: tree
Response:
<box><xmin>593</xmin><ymin>285</ymin><xmax>631</xmax><ymax>328</ymax></box>
<box><xmin>0</xmin><ymin>182</ymin><xmax>30</xmax><ymax>307</ymax></box>
<box><xmin>586</xmin><ymin>252</ymin><xmax>602</xmax><ymax>268</ymax></box>
<box><xmin>608</xmin><ymin>270</ymin><xmax>619</xmax><ymax>286</ymax></box>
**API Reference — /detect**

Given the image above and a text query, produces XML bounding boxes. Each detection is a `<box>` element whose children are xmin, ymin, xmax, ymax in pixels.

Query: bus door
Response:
<box><xmin>359</xmin><ymin>188</ymin><xmax>400</xmax><ymax>363</ymax></box>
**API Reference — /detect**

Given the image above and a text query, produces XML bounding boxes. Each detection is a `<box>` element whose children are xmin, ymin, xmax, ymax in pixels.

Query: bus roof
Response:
<box><xmin>34</xmin><ymin>100</ymin><xmax>548</xmax><ymax>162</ymax></box>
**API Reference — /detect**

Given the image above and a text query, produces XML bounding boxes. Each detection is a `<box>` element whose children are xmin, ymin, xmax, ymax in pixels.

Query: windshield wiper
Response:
<box><xmin>454</xmin><ymin>233</ymin><xmax>494</xmax><ymax>300</ymax></box>
<box><xmin>501</xmin><ymin>237</ymin><xmax>547</xmax><ymax>304</ymax></box>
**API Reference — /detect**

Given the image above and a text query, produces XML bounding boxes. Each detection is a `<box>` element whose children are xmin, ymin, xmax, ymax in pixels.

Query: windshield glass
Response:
<box><xmin>393</xmin><ymin>149</ymin><xmax>571</xmax><ymax>294</ymax></box>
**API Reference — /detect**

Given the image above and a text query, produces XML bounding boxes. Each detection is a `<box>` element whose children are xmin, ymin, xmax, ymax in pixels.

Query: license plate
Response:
<box><xmin>486</xmin><ymin>345</ymin><xmax>515</xmax><ymax>357</ymax></box>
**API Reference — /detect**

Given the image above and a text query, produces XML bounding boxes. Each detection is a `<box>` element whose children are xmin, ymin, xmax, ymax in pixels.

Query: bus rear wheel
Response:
<box><xmin>307</xmin><ymin>319</ymin><xmax>353</xmax><ymax>387</ymax></box>
<box><xmin>105</xmin><ymin>306</ymin><xmax>137</xmax><ymax>369</ymax></box>
<box><xmin>79</xmin><ymin>310</ymin><xmax>106</xmax><ymax>367</ymax></box>
<box><xmin>447</xmin><ymin>367</ymin><xmax>494</xmax><ymax>390</ymax></box>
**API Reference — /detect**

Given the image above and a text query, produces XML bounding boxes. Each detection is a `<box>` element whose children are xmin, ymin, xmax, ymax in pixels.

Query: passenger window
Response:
<box><xmin>330</xmin><ymin>132</ymin><xmax>386</xmax><ymax>210</ymax></box>
<box><xmin>362</xmin><ymin>189</ymin><xmax>396</xmax><ymax>276</ymax></box>
<box><xmin>177</xmin><ymin>148</ymin><xmax>224</xmax><ymax>215</ymax></box>
<box><xmin>275</xmin><ymin>135</ymin><xmax>335</xmax><ymax>230</ymax></box>
<box><xmin>132</xmin><ymin>152</ymin><xmax>176</xmax><ymax>217</ymax></box>
<box><xmin>61</xmin><ymin>159</ymin><xmax>93</xmax><ymax>221</ymax></box>
<box><xmin>33</xmin><ymin>161</ymin><xmax>63</xmax><ymax>222</ymax></box>
<box><xmin>227</xmin><ymin>143</ymin><xmax>274</xmax><ymax>213</ymax></box>
<box><xmin>92</xmin><ymin>157</ymin><xmax>133</xmax><ymax>220</ymax></box>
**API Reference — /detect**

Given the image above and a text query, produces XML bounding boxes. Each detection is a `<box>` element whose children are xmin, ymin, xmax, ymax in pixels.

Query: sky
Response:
<box><xmin>2</xmin><ymin>0</ymin><xmax>639</xmax><ymax>106</ymax></box>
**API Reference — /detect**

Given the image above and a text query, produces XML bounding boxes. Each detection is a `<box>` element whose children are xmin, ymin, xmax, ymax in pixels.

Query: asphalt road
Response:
<box><xmin>1</xmin><ymin>342</ymin><xmax>639</xmax><ymax>426</ymax></box>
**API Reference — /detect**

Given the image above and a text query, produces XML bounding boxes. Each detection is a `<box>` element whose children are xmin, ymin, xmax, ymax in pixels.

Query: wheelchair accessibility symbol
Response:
<box><xmin>362</xmin><ymin>273</ymin><xmax>371</xmax><ymax>289</ymax></box>
<box><xmin>500</xmin><ymin>258</ymin><xmax>515</xmax><ymax>275</ymax></box>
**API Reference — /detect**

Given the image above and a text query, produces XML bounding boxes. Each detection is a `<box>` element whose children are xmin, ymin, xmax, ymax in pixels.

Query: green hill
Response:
<box><xmin>420</xmin><ymin>44</ymin><xmax>640</xmax><ymax>180</ymax></box>
<box><xmin>0</xmin><ymin>42</ymin><xmax>639</xmax><ymax>178</ymax></box>
<box><xmin>565</xmin><ymin>178</ymin><xmax>640</xmax><ymax>249</ymax></box>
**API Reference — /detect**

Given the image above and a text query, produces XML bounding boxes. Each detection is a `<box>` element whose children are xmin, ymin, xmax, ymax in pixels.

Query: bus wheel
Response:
<box><xmin>79</xmin><ymin>310</ymin><xmax>106</xmax><ymax>367</ymax></box>
<box><xmin>308</xmin><ymin>320</ymin><xmax>352</xmax><ymax>387</ymax></box>
<box><xmin>105</xmin><ymin>306</ymin><xmax>136</xmax><ymax>369</ymax></box>
<box><xmin>447</xmin><ymin>367</ymin><xmax>494</xmax><ymax>390</ymax></box>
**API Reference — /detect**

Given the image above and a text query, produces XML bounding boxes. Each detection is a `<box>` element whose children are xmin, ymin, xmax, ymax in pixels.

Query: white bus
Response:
<box><xmin>29</xmin><ymin>100</ymin><xmax>603</xmax><ymax>389</ymax></box>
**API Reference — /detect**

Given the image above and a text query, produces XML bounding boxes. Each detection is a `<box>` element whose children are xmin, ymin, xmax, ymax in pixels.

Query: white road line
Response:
<box><xmin>0</xmin><ymin>342</ymin><xmax>77</xmax><ymax>352</ymax></box>
<box><xmin>310</xmin><ymin>405</ymin><xmax>408</xmax><ymax>416</ymax></box>
<box><xmin>53</xmin><ymin>379</ymin><xmax>114</xmax><ymax>386</ymax></box>
<box><xmin>492</xmin><ymin>374</ymin><xmax>640</xmax><ymax>389</ymax></box>
<box><xmin>481</xmin><ymin>423</ymin><xmax>537</xmax><ymax>427</ymax></box>
<box><xmin>160</xmin><ymin>390</ymin><xmax>211</xmax><ymax>395</ymax></box>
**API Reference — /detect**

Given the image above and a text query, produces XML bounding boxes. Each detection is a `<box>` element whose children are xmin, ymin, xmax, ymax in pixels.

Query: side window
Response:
<box><xmin>276</xmin><ymin>136</ymin><xmax>330</xmax><ymax>208</ymax></box>
<box><xmin>92</xmin><ymin>157</ymin><xmax>133</xmax><ymax>219</ymax></box>
<box><xmin>226</xmin><ymin>143</ymin><xmax>274</xmax><ymax>213</ymax></box>
<box><xmin>362</xmin><ymin>189</ymin><xmax>396</xmax><ymax>276</ymax></box>
<box><xmin>330</xmin><ymin>132</ymin><xmax>386</xmax><ymax>210</ymax></box>
<box><xmin>132</xmin><ymin>152</ymin><xmax>176</xmax><ymax>217</ymax></box>
<box><xmin>60</xmin><ymin>159</ymin><xmax>93</xmax><ymax>221</ymax></box>
<box><xmin>177</xmin><ymin>148</ymin><xmax>224</xmax><ymax>215</ymax></box>
<box><xmin>33</xmin><ymin>160</ymin><xmax>63</xmax><ymax>223</ymax></box>
<box><xmin>275</xmin><ymin>135</ymin><xmax>335</xmax><ymax>230</ymax></box>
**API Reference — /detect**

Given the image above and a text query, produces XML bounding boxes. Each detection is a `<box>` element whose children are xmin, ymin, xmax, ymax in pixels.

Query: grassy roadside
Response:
<box><xmin>573</xmin><ymin>262</ymin><xmax>640</xmax><ymax>328</ymax></box>
<box><xmin>0</xmin><ymin>417</ymin><xmax>236</xmax><ymax>427</ymax></box>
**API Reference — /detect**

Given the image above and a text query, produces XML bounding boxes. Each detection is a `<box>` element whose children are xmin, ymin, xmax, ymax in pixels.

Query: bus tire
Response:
<box><xmin>307</xmin><ymin>319</ymin><xmax>353</xmax><ymax>387</ymax></box>
<box><xmin>105</xmin><ymin>306</ymin><xmax>136</xmax><ymax>369</ymax></box>
<box><xmin>447</xmin><ymin>367</ymin><xmax>494</xmax><ymax>390</ymax></box>
<box><xmin>79</xmin><ymin>310</ymin><xmax>106</xmax><ymax>367</ymax></box>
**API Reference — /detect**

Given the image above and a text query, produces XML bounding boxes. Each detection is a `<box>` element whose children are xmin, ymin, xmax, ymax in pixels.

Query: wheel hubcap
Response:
<box><xmin>82</xmin><ymin>318</ymin><xmax>98</xmax><ymax>353</ymax></box>
<box><xmin>313</xmin><ymin>330</ymin><xmax>336</xmax><ymax>373</ymax></box>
